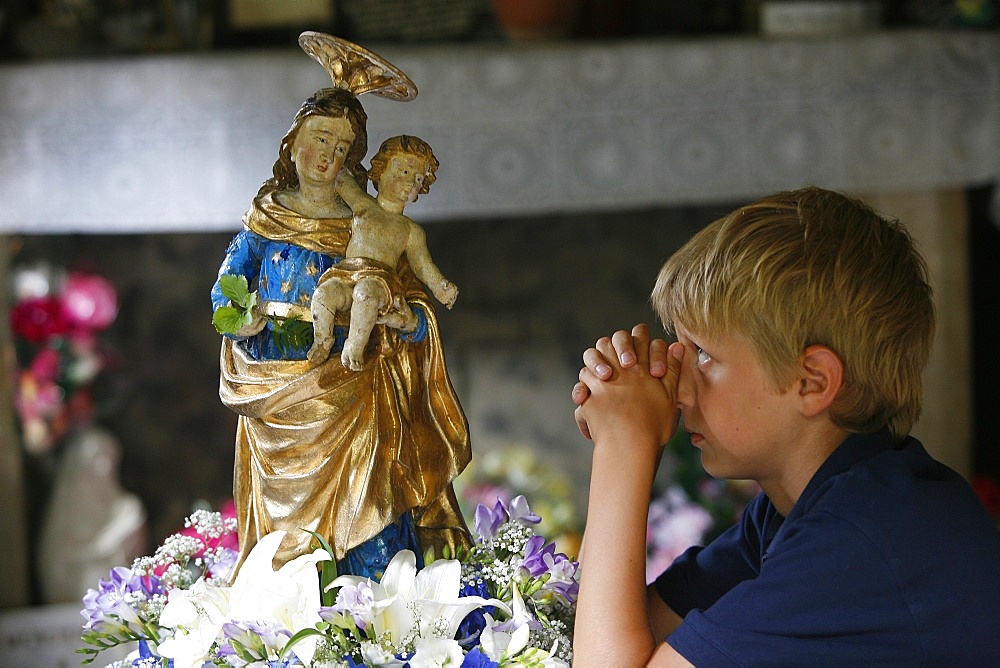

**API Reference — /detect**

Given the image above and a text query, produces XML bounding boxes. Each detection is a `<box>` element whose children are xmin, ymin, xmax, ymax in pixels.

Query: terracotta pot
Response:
<box><xmin>491</xmin><ymin>0</ymin><xmax>581</xmax><ymax>40</ymax></box>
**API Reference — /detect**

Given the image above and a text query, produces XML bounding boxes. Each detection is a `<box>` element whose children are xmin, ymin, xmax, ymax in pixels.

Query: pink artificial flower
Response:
<box><xmin>10</xmin><ymin>296</ymin><xmax>69</xmax><ymax>344</ymax></box>
<box><xmin>217</xmin><ymin>500</ymin><xmax>240</xmax><ymax>552</ymax></box>
<box><xmin>16</xmin><ymin>371</ymin><xmax>64</xmax><ymax>419</ymax></box>
<box><xmin>61</xmin><ymin>272</ymin><xmax>118</xmax><ymax>331</ymax></box>
<box><xmin>15</xmin><ymin>371</ymin><xmax>68</xmax><ymax>454</ymax></box>
<box><xmin>29</xmin><ymin>347</ymin><xmax>62</xmax><ymax>383</ymax></box>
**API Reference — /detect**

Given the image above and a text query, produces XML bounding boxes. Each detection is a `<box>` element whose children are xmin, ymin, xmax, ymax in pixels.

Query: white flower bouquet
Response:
<box><xmin>80</xmin><ymin>496</ymin><xmax>577</xmax><ymax>667</ymax></box>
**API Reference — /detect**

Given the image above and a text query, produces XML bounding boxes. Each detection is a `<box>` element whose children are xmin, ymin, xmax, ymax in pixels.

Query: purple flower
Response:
<box><xmin>519</xmin><ymin>536</ymin><xmax>553</xmax><ymax>578</ymax></box>
<box><xmin>473</xmin><ymin>500</ymin><xmax>507</xmax><ymax>543</ymax></box>
<box><xmin>219</xmin><ymin>619</ymin><xmax>291</xmax><ymax>661</ymax></box>
<box><xmin>81</xmin><ymin>567</ymin><xmax>145</xmax><ymax>629</ymax></box>
<box><xmin>541</xmin><ymin>552</ymin><xmax>580</xmax><ymax>604</ymax></box>
<box><xmin>321</xmin><ymin>580</ymin><xmax>375</xmax><ymax>632</ymax></box>
<box><xmin>507</xmin><ymin>496</ymin><xmax>541</xmax><ymax>526</ymax></box>
<box><xmin>474</xmin><ymin>495</ymin><xmax>542</xmax><ymax>544</ymax></box>
<box><xmin>205</xmin><ymin>546</ymin><xmax>239</xmax><ymax>581</ymax></box>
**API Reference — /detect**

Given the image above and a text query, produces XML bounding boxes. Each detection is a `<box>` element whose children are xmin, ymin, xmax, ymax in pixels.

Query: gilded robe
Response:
<box><xmin>215</xmin><ymin>193</ymin><xmax>470</xmax><ymax>569</ymax></box>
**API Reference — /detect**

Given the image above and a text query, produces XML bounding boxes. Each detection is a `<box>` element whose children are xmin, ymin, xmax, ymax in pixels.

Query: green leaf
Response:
<box><xmin>304</xmin><ymin>529</ymin><xmax>339</xmax><ymax>606</ymax></box>
<box><xmin>272</xmin><ymin>316</ymin><xmax>313</xmax><ymax>355</ymax></box>
<box><xmin>279</xmin><ymin>627</ymin><xmax>326</xmax><ymax>661</ymax></box>
<box><xmin>213</xmin><ymin>305</ymin><xmax>252</xmax><ymax>335</ymax></box>
<box><xmin>230</xmin><ymin>639</ymin><xmax>258</xmax><ymax>662</ymax></box>
<box><xmin>219</xmin><ymin>274</ymin><xmax>254</xmax><ymax>309</ymax></box>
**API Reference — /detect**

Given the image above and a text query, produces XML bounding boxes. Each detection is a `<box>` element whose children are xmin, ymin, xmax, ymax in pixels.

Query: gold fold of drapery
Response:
<box><xmin>219</xmin><ymin>290</ymin><xmax>471</xmax><ymax>568</ymax></box>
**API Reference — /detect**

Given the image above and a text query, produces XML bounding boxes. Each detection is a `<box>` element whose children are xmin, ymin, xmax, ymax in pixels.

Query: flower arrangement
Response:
<box><xmin>455</xmin><ymin>446</ymin><xmax>582</xmax><ymax>560</ymax></box>
<box><xmin>9</xmin><ymin>263</ymin><xmax>119</xmax><ymax>455</ymax></box>
<box><xmin>80</xmin><ymin>496</ymin><xmax>577</xmax><ymax>667</ymax></box>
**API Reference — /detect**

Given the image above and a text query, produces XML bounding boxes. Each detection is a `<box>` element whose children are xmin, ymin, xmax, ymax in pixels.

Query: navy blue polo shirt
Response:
<box><xmin>654</xmin><ymin>430</ymin><xmax>1000</xmax><ymax>665</ymax></box>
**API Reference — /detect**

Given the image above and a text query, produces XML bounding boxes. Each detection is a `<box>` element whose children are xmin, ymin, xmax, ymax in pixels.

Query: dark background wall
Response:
<box><xmin>8</xmin><ymin>187</ymin><xmax>998</xmax><ymax>602</ymax></box>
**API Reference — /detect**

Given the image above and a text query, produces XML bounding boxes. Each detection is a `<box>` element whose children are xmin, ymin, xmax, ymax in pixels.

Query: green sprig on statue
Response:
<box><xmin>212</xmin><ymin>274</ymin><xmax>313</xmax><ymax>354</ymax></box>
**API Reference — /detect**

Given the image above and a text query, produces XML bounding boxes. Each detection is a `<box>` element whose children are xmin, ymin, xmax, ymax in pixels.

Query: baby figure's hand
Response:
<box><xmin>435</xmin><ymin>279</ymin><xmax>458</xmax><ymax>309</ymax></box>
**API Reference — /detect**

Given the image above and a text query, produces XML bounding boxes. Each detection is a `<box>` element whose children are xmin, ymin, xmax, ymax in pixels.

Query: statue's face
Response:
<box><xmin>378</xmin><ymin>152</ymin><xmax>428</xmax><ymax>206</ymax></box>
<box><xmin>290</xmin><ymin>116</ymin><xmax>355</xmax><ymax>187</ymax></box>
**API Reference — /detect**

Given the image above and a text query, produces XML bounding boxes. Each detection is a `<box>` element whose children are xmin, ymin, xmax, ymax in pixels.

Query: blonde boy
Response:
<box><xmin>572</xmin><ymin>187</ymin><xmax>1000</xmax><ymax>665</ymax></box>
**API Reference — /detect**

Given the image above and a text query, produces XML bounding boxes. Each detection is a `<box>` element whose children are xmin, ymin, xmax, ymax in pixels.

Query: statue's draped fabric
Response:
<box><xmin>217</xmin><ymin>193</ymin><xmax>470</xmax><ymax>568</ymax></box>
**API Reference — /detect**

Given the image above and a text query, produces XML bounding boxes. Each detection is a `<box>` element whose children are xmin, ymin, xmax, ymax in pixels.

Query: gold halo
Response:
<box><xmin>298</xmin><ymin>31</ymin><xmax>418</xmax><ymax>102</ymax></box>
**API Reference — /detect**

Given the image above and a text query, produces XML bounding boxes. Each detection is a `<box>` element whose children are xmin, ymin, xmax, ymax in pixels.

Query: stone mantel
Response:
<box><xmin>0</xmin><ymin>30</ymin><xmax>997</xmax><ymax>233</ymax></box>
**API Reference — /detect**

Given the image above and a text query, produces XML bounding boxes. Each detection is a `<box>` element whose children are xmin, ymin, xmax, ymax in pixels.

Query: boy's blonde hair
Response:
<box><xmin>652</xmin><ymin>187</ymin><xmax>934</xmax><ymax>442</ymax></box>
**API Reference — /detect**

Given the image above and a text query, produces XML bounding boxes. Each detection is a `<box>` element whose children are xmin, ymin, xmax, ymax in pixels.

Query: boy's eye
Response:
<box><xmin>696</xmin><ymin>347</ymin><xmax>711</xmax><ymax>365</ymax></box>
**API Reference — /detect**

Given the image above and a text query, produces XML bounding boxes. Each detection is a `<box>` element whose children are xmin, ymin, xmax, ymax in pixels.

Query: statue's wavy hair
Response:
<box><xmin>652</xmin><ymin>186</ymin><xmax>935</xmax><ymax>442</ymax></box>
<box><xmin>257</xmin><ymin>87</ymin><xmax>368</xmax><ymax>196</ymax></box>
<box><xmin>368</xmin><ymin>135</ymin><xmax>439</xmax><ymax>200</ymax></box>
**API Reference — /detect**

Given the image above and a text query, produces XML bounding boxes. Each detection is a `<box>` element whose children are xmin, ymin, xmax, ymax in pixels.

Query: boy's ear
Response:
<box><xmin>796</xmin><ymin>345</ymin><xmax>843</xmax><ymax>417</ymax></box>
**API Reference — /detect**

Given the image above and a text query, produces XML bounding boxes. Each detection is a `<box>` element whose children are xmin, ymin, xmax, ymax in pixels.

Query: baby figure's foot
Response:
<box><xmin>341</xmin><ymin>342</ymin><xmax>365</xmax><ymax>371</ymax></box>
<box><xmin>307</xmin><ymin>336</ymin><xmax>333</xmax><ymax>365</ymax></box>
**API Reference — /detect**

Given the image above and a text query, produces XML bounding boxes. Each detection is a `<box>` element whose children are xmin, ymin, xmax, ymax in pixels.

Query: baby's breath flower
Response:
<box><xmin>131</xmin><ymin>555</ymin><xmax>158</xmax><ymax>576</ymax></box>
<box><xmin>429</xmin><ymin>615</ymin><xmax>451</xmax><ymax>638</ymax></box>
<box><xmin>185</xmin><ymin>509</ymin><xmax>234</xmax><ymax>540</ymax></box>
<box><xmin>156</xmin><ymin>533</ymin><xmax>203</xmax><ymax>563</ymax></box>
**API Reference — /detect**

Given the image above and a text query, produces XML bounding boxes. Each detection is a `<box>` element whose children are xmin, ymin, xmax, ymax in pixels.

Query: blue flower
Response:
<box><xmin>456</xmin><ymin>576</ymin><xmax>494</xmax><ymax>646</ymax></box>
<box><xmin>461</xmin><ymin>647</ymin><xmax>500</xmax><ymax>668</ymax></box>
<box><xmin>134</xmin><ymin>639</ymin><xmax>172</xmax><ymax>667</ymax></box>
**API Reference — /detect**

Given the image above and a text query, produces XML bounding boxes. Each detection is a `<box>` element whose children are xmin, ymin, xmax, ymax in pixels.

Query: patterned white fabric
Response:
<box><xmin>0</xmin><ymin>31</ymin><xmax>997</xmax><ymax>232</ymax></box>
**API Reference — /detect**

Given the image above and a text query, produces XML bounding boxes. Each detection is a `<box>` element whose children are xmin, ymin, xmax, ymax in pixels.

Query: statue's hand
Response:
<box><xmin>232</xmin><ymin>296</ymin><xmax>268</xmax><ymax>337</ymax></box>
<box><xmin>435</xmin><ymin>280</ymin><xmax>458</xmax><ymax>309</ymax></box>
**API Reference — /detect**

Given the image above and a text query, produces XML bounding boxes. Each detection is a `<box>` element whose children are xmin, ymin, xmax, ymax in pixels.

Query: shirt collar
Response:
<box><xmin>791</xmin><ymin>428</ymin><xmax>897</xmax><ymax>519</ymax></box>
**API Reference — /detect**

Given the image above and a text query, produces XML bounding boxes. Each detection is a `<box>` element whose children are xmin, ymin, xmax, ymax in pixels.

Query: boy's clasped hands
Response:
<box><xmin>572</xmin><ymin>323</ymin><xmax>684</xmax><ymax>452</ymax></box>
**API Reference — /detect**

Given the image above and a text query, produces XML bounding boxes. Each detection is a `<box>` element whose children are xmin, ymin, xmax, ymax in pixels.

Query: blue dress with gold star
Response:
<box><xmin>211</xmin><ymin>228</ymin><xmax>340</xmax><ymax>360</ymax></box>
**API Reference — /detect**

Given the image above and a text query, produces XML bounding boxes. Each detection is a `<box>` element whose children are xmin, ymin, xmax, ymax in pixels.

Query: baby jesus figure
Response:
<box><xmin>308</xmin><ymin>135</ymin><xmax>458</xmax><ymax>369</ymax></box>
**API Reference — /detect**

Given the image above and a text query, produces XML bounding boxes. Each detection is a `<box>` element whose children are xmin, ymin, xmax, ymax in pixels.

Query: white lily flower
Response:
<box><xmin>328</xmin><ymin>550</ymin><xmax>507</xmax><ymax>655</ymax></box>
<box><xmin>411</xmin><ymin>558</ymin><xmax>507</xmax><ymax>640</ymax></box>
<box><xmin>156</xmin><ymin>578</ymin><xmax>231</xmax><ymax>668</ymax></box>
<box><xmin>479</xmin><ymin>612</ymin><xmax>529</xmax><ymax>663</ymax></box>
<box><xmin>480</xmin><ymin>585</ymin><xmax>532</xmax><ymax>662</ymax></box>
<box><xmin>409</xmin><ymin>636</ymin><xmax>466</xmax><ymax>667</ymax></box>
<box><xmin>228</xmin><ymin>530</ymin><xmax>331</xmax><ymax>665</ymax></box>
